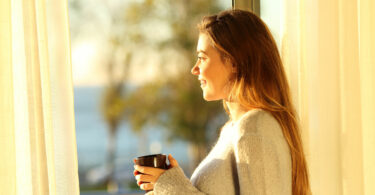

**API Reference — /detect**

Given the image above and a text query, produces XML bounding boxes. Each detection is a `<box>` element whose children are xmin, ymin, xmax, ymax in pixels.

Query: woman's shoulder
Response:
<box><xmin>234</xmin><ymin>109</ymin><xmax>283</xmax><ymax>138</ymax></box>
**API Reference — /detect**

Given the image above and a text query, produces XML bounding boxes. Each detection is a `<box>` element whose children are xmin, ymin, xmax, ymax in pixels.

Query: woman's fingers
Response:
<box><xmin>140</xmin><ymin>182</ymin><xmax>154</xmax><ymax>191</ymax></box>
<box><xmin>168</xmin><ymin>154</ymin><xmax>179</xmax><ymax>168</ymax></box>
<box><xmin>133</xmin><ymin>169</ymin><xmax>140</xmax><ymax>176</ymax></box>
<box><xmin>135</xmin><ymin>174</ymin><xmax>156</xmax><ymax>183</ymax></box>
<box><xmin>133</xmin><ymin>165</ymin><xmax>165</xmax><ymax>189</ymax></box>
<box><xmin>134</xmin><ymin>165</ymin><xmax>165</xmax><ymax>176</ymax></box>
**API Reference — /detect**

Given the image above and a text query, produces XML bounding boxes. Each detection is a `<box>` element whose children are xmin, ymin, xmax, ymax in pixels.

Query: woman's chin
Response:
<box><xmin>202</xmin><ymin>93</ymin><xmax>220</xmax><ymax>102</ymax></box>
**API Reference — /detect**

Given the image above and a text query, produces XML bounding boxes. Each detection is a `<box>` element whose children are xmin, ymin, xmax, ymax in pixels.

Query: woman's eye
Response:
<box><xmin>198</xmin><ymin>56</ymin><xmax>205</xmax><ymax>61</ymax></box>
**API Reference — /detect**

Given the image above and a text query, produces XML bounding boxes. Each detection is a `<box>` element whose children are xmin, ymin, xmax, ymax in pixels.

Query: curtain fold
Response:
<box><xmin>0</xmin><ymin>0</ymin><xmax>79</xmax><ymax>194</ymax></box>
<box><xmin>281</xmin><ymin>0</ymin><xmax>375</xmax><ymax>194</ymax></box>
<box><xmin>358</xmin><ymin>0</ymin><xmax>375</xmax><ymax>194</ymax></box>
<box><xmin>0</xmin><ymin>0</ymin><xmax>16</xmax><ymax>194</ymax></box>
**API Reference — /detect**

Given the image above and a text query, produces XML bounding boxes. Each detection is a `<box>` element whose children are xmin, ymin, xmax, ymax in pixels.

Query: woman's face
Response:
<box><xmin>191</xmin><ymin>33</ymin><xmax>233</xmax><ymax>101</ymax></box>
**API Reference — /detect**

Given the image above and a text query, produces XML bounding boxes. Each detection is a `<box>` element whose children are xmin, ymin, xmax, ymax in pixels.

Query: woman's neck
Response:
<box><xmin>225</xmin><ymin>101</ymin><xmax>250</xmax><ymax>122</ymax></box>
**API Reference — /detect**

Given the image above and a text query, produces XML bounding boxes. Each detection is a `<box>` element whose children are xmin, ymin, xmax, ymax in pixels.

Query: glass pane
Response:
<box><xmin>260</xmin><ymin>0</ymin><xmax>282</xmax><ymax>48</ymax></box>
<box><xmin>69</xmin><ymin>0</ymin><xmax>231</xmax><ymax>194</ymax></box>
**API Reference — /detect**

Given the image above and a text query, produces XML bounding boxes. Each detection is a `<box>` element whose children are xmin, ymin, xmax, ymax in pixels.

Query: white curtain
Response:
<box><xmin>0</xmin><ymin>0</ymin><xmax>79</xmax><ymax>194</ymax></box>
<box><xmin>281</xmin><ymin>0</ymin><xmax>375</xmax><ymax>194</ymax></box>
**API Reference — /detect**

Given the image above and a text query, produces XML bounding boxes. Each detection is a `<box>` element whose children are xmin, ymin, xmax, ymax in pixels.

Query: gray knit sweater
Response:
<box><xmin>154</xmin><ymin>109</ymin><xmax>292</xmax><ymax>195</ymax></box>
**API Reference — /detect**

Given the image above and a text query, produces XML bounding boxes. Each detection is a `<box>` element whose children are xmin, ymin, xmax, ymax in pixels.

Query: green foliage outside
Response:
<box><xmin>120</xmin><ymin>0</ymin><xmax>228</xmax><ymax>169</ymax></box>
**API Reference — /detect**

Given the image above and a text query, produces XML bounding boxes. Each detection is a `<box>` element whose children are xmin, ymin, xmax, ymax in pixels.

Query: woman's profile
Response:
<box><xmin>133</xmin><ymin>9</ymin><xmax>311</xmax><ymax>195</ymax></box>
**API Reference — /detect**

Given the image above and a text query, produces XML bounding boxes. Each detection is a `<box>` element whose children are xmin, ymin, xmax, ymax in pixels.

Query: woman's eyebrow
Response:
<box><xmin>197</xmin><ymin>50</ymin><xmax>208</xmax><ymax>55</ymax></box>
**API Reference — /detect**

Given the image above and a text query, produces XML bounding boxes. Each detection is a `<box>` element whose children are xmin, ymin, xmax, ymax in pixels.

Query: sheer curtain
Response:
<box><xmin>281</xmin><ymin>0</ymin><xmax>375</xmax><ymax>194</ymax></box>
<box><xmin>0</xmin><ymin>0</ymin><xmax>79</xmax><ymax>194</ymax></box>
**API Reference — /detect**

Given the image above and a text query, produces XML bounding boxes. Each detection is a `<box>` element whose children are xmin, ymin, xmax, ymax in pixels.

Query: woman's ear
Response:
<box><xmin>230</xmin><ymin>63</ymin><xmax>237</xmax><ymax>74</ymax></box>
<box><xmin>222</xmin><ymin>56</ymin><xmax>235</xmax><ymax>71</ymax></box>
<box><xmin>231</xmin><ymin>66</ymin><xmax>237</xmax><ymax>74</ymax></box>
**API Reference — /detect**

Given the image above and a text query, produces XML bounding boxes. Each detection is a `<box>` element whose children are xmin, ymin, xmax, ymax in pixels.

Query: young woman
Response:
<box><xmin>133</xmin><ymin>9</ymin><xmax>311</xmax><ymax>195</ymax></box>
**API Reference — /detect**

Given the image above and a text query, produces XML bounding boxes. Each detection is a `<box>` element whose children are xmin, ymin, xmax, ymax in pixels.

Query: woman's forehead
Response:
<box><xmin>197</xmin><ymin>34</ymin><xmax>214</xmax><ymax>54</ymax></box>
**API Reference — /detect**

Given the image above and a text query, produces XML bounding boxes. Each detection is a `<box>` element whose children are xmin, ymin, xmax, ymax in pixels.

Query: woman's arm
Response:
<box><xmin>153</xmin><ymin>166</ymin><xmax>207</xmax><ymax>195</ymax></box>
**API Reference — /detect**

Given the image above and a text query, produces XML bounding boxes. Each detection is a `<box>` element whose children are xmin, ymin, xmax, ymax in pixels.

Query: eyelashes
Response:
<box><xmin>197</xmin><ymin>56</ymin><xmax>206</xmax><ymax>61</ymax></box>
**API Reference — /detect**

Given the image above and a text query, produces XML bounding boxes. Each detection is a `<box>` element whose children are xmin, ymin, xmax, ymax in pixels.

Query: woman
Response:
<box><xmin>133</xmin><ymin>9</ymin><xmax>311</xmax><ymax>195</ymax></box>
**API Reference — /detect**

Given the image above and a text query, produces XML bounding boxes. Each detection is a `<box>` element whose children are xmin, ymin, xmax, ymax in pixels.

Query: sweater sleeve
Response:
<box><xmin>153</xmin><ymin>166</ymin><xmax>207</xmax><ymax>195</ymax></box>
<box><xmin>233</xmin><ymin>132</ymin><xmax>291</xmax><ymax>195</ymax></box>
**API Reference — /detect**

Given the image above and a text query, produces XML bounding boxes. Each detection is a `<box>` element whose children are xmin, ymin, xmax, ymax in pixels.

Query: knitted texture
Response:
<box><xmin>154</xmin><ymin>109</ymin><xmax>292</xmax><ymax>195</ymax></box>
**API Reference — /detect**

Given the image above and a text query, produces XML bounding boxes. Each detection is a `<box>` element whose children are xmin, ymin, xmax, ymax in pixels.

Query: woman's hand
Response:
<box><xmin>133</xmin><ymin>154</ymin><xmax>179</xmax><ymax>191</ymax></box>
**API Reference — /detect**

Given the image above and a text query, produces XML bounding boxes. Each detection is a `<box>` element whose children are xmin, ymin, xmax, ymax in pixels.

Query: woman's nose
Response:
<box><xmin>191</xmin><ymin>63</ymin><xmax>199</xmax><ymax>75</ymax></box>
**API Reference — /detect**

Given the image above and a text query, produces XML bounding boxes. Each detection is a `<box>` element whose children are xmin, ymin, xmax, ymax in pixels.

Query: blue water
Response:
<box><xmin>74</xmin><ymin>86</ymin><xmax>191</xmax><ymax>186</ymax></box>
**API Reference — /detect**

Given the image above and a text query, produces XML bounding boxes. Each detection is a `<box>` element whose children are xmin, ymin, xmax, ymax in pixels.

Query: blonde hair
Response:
<box><xmin>198</xmin><ymin>9</ymin><xmax>311</xmax><ymax>195</ymax></box>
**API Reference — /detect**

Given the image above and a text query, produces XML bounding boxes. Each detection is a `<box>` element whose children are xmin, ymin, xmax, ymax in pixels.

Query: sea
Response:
<box><xmin>74</xmin><ymin>86</ymin><xmax>191</xmax><ymax>193</ymax></box>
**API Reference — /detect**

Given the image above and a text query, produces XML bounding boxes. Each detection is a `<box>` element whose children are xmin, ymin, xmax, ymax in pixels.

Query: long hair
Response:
<box><xmin>198</xmin><ymin>9</ymin><xmax>311</xmax><ymax>195</ymax></box>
